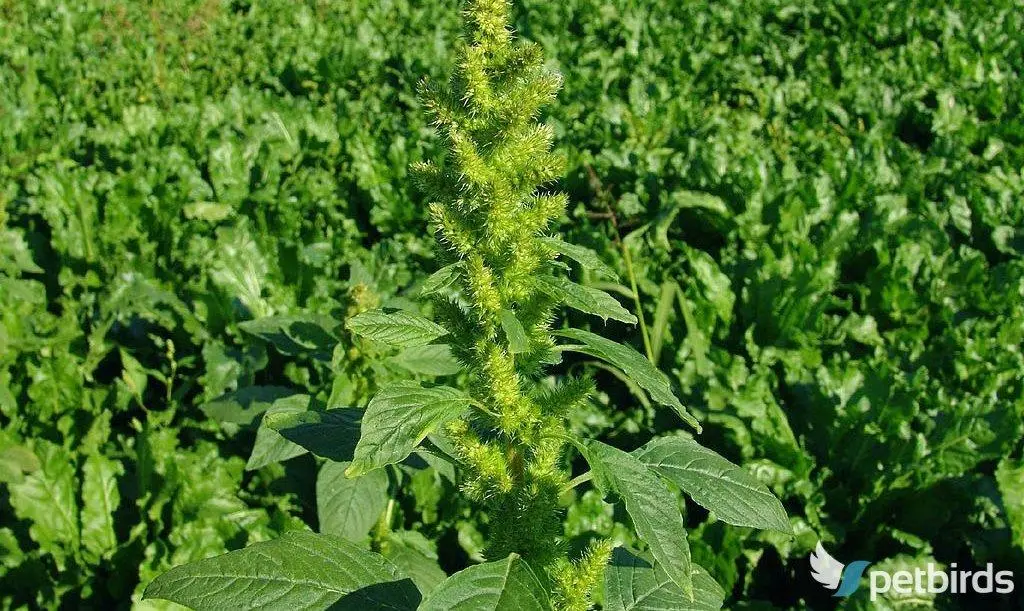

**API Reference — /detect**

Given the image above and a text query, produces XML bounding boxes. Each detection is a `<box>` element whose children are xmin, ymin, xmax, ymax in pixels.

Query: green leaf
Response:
<box><xmin>238</xmin><ymin>314</ymin><xmax>339</xmax><ymax>359</ymax></box>
<box><xmin>996</xmin><ymin>458</ymin><xmax>1024</xmax><ymax>545</ymax></box>
<box><xmin>0</xmin><ymin>527</ymin><xmax>24</xmax><ymax>568</ymax></box>
<box><xmin>654</xmin><ymin>190</ymin><xmax>728</xmax><ymax>250</ymax></box>
<box><xmin>265</xmin><ymin>408</ymin><xmax>363</xmax><ymax>463</ymax></box>
<box><xmin>347</xmin><ymin>310</ymin><xmax>449</xmax><ymax>348</ymax></box>
<box><xmin>649</xmin><ymin>281</ymin><xmax>677</xmax><ymax>361</ymax></box>
<box><xmin>604</xmin><ymin>547</ymin><xmax>724</xmax><ymax>611</ymax></box>
<box><xmin>382</xmin><ymin>531</ymin><xmax>448</xmax><ymax>596</ymax></box>
<box><xmin>419</xmin><ymin>553</ymin><xmax>550</xmax><ymax>611</ymax></box>
<box><xmin>420</xmin><ymin>262</ymin><xmax>463</xmax><ymax>296</ymax></box>
<box><xmin>209</xmin><ymin>140</ymin><xmax>249</xmax><ymax>206</ymax></box>
<box><xmin>81</xmin><ymin>453</ymin><xmax>124</xmax><ymax>561</ymax></box>
<box><xmin>8</xmin><ymin>441</ymin><xmax>79</xmax><ymax>563</ymax></box>
<box><xmin>499</xmin><ymin>310</ymin><xmax>530</xmax><ymax>353</ymax></box>
<box><xmin>183</xmin><ymin>201</ymin><xmax>234</xmax><ymax>222</ymax></box>
<box><xmin>0</xmin><ymin>227</ymin><xmax>43</xmax><ymax>273</ymax></box>
<box><xmin>119</xmin><ymin>348</ymin><xmax>148</xmax><ymax>401</ymax></box>
<box><xmin>682</xmin><ymin>247</ymin><xmax>734</xmax><ymax>325</ymax></box>
<box><xmin>538</xmin><ymin>276</ymin><xmax>637</xmax><ymax>324</ymax></box>
<box><xmin>334</xmin><ymin>577</ymin><xmax>422</xmax><ymax>609</ymax></box>
<box><xmin>0</xmin><ymin>440</ymin><xmax>40</xmax><ymax>484</ymax></box>
<box><xmin>317</xmin><ymin>461</ymin><xmax>389</xmax><ymax>541</ymax></box>
<box><xmin>540</xmin><ymin>237</ymin><xmax>618</xmax><ymax>280</ymax></box>
<box><xmin>636</xmin><ymin>436</ymin><xmax>790</xmax><ymax>533</ymax></box>
<box><xmin>208</xmin><ymin>221</ymin><xmax>271</xmax><ymax>318</ymax></box>
<box><xmin>388</xmin><ymin>344</ymin><xmax>463</xmax><ymax>376</ymax></box>
<box><xmin>675</xmin><ymin>288</ymin><xmax>711</xmax><ymax>375</ymax></box>
<box><xmin>200</xmin><ymin>386</ymin><xmax>297</xmax><ymax>426</ymax></box>
<box><xmin>347</xmin><ymin>383</ymin><xmax>472</xmax><ymax>477</ymax></box>
<box><xmin>144</xmin><ymin>531</ymin><xmax>420</xmax><ymax>610</ymax></box>
<box><xmin>553</xmin><ymin>329</ymin><xmax>699</xmax><ymax>431</ymax></box>
<box><xmin>577</xmin><ymin>440</ymin><xmax>693</xmax><ymax>600</ymax></box>
<box><xmin>246</xmin><ymin>395</ymin><xmax>315</xmax><ymax>471</ymax></box>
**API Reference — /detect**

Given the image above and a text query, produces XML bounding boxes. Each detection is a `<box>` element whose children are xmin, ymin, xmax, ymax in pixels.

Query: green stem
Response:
<box><xmin>621</xmin><ymin>237</ymin><xmax>654</xmax><ymax>362</ymax></box>
<box><xmin>585</xmin><ymin>164</ymin><xmax>654</xmax><ymax>362</ymax></box>
<box><xmin>561</xmin><ymin>471</ymin><xmax>593</xmax><ymax>495</ymax></box>
<box><xmin>78</xmin><ymin>195</ymin><xmax>95</xmax><ymax>263</ymax></box>
<box><xmin>374</xmin><ymin>498</ymin><xmax>396</xmax><ymax>551</ymax></box>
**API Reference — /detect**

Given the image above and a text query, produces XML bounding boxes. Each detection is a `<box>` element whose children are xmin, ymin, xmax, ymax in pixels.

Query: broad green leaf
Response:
<box><xmin>0</xmin><ymin>440</ymin><xmax>40</xmax><ymax>484</ymax></box>
<box><xmin>200</xmin><ymin>342</ymin><xmax>255</xmax><ymax>401</ymax></box>
<box><xmin>265</xmin><ymin>408</ymin><xmax>363</xmax><ymax>463</ymax></box>
<box><xmin>604</xmin><ymin>547</ymin><xmax>724</xmax><ymax>611</ymax></box>
<box><xmin>9</xmin><ymin>441</ymin><xmax>79</xmax><ymax>564</ymax></box>
<box><xmin>682</xmin><ymin>247</ymin><xmax>734</xmax><ymax>326</ymax></box>
<box><xmin>144</xmin><ymin>531</ymin><xmax>420</xmax><ymax>610</ymax></box>
<box><xmin>669</xmin><ymin>190</ymin><xmax>729</xmax><ymax>216</ymax></box>
<box><xmin>419</xmin><ymin>553</ymin><xmax>550</xmax><ymax>611</ymax></box>
<box><xmin>996</xmin><ymin>458</ymin><xmax>1024</xmax><ymax>545</ymax></box>
<box><xmin>347</xmin><ymin>383</ymin><xmax>471</xmax><ymax>477</ymax></box>
<box><xmin>499</xmin><ymin>310</ymin><xmax>530</xmax><ymax>353</ymax></box>
<box><xmin>81</xmin><ymin>453</ymin><xmax>123</xmax><ymax>561</ymax></box>
<box><xmin>425</xmin><ymin>432</ymin><xmax>462</xmax><ymax>475</ymax></box>
<box><xmin>0</xmin><ymin>227</ymin><xmax>43</xmax><ymax>273</ymax></box>
<box><xmin>538</xmin><ymin>276</ymin><xmax>637</xmax><ymax>324</ymax></box>
<box><xmin>553</xmin><ymin>329</ymin><xmax>699</xmax><ymax>430</ymax></box>
<box><xmin>540</xmin><ymin>237</ymin><xmax>618</xmax><ymax>280</ymax></box>
<box><xmin>200</xmin><ymin>386</ymin><xmax>296</xmax><ymax>426</ymax></box>
<box><xmin>247</xmin><ymin>423</ymin><xmax>307</xmax><ymax>470</ymax></box>
<box><xmin>654</xmin><ymin>190</ymin><xmax>728</xmax><ymax>250</ymax></box>
<box><xmin>578</xmin><ymin>440</ymin><xmax>693</xmax><ymax>599</ymax></box>
<box><xmin>636</xmin><ymin>436</ymin><xmax>790</xmax><ymax>533</ymax></box>
<box><xmin>209</xmin><ymin>140</ymin><xmax>248</xmax><ymax>206</ymax></box>
<box><xmin>416</xmin><ymin>448</ymin><xmax>458</xmax><ymax>484</ymax></box>
<box><xmin>840</xmin><ymin>313</ymin><xmax>883</xmax><ymax>346</ymax></box>
<box><xmin>246</xmin><ymin>395</ymin><xmax>315</xmax><ymax>471</ymax></box>
<box><xmin>420</xmin><ymin>262</ymin><xmax>463</xmax><ymax>296</ymax></box>
<box><xmin>347</xmin><ymin>310</ymin><xmax>449</xmax><ymax>348</ymax></box>
<box><xmin>331</xmin><ymin>577</ymin><xmax>422</xmax><ymax>609</ymax></box>
<box><xmin>183</xmin><ymin>201</ymin><xmax>233</xmax><ymax>221</ymax></box>
<box><xmin>238</xmin><ymin>314</ymin><xmax>339</xmax><ymax>359</ymax></box>
<box><xmin>317</xmin><ymin>461</ymin><xmax>389</xmax><ymax>541</ymax></box>
<box><xmin>119</xmin><ymin>348</ymin><xmax>148</xmax><ymax>401</ymax></box>
<box><xmin>0</xmin><ymin>528</ymin><xmax>24</xmax><ymax>568</ymax></box>
<box><xmin>383</xmin><ymin>531</ymin><xmax>448</xmax><ymax>596</ymax></box>
<box><xmin>389</xmin><ymin>344</ymin><xmax>463</xmax><ymax>376</ymax></box>
<box><xmin>208</xmin><ymin>220</ymin><xmax>271</xmax><ymax>318</ymax></box>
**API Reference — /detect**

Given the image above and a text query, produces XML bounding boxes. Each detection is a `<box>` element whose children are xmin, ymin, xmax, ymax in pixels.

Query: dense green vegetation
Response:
<box><xmin>1</xmin><ymin>0</ymin><xmax>1021</xmax><ymax>609</ymax></box>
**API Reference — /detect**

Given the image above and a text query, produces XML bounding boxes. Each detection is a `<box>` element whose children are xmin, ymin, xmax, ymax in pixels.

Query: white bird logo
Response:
<box><xmin>809</xmin><ymin>542</ymin><xmax>845</xmax><ymax>590</ymax></box>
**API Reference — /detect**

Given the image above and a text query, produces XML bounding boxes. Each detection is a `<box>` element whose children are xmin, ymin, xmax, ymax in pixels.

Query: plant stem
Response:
<box><xmin>561</xmin><ymin>471</ymin><xmax>593</xmax><ymax>495</ymax></box>
<box><xmin>585</xmin><ymin>164</ymin><xmax>655</xmax><ymax>362</ymax></box>
<box><xmin>621</xmin><ymin>234</ymin><xmax>654</xmax><ymax>362</ymax></box>
<box><xmin>374</xmin><ymin>498</ymin><xmax>396</xmax><ymax>551</ymax></box>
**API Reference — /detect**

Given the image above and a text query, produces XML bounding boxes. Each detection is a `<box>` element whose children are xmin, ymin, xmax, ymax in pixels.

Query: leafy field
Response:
<box><xmin>1</xmin><ymin>0</ymin><xmax>1022</xmax><ymax>609</ymax></box>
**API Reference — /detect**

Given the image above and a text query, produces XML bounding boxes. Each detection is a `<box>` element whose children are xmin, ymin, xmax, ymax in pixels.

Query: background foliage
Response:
<box><xmin>1</xmin><ymin>0</ymin><xmax>1021</xmax><ymax>608</ymax></box>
